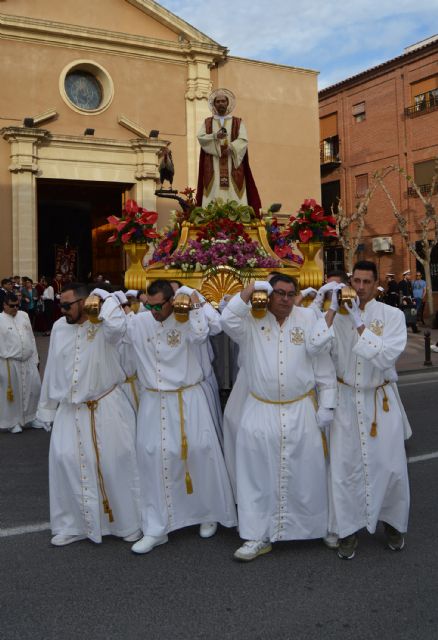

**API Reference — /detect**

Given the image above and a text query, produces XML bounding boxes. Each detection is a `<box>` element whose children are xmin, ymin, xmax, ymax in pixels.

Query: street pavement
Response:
<box><xmin>1</xmin><ymin>334</ymin><xmax>438</xmax><ymax>639</ymax></box>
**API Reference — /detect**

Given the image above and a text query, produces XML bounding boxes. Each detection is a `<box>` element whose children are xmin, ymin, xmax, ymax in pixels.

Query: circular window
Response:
<box><xmin>65</xmin><ymin>71</ymin><xmax>103</xmax><ymax>110</ymax></box>
<box><xmin>60</xmin><ymin>61</ymin><xmax>114</xmax><ymax>115</ymax></box>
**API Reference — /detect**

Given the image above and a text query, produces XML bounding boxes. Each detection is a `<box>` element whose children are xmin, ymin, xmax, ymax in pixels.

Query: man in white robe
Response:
<box><xmin>221</xmin><ymin>275</ymin><xmax>337</xmax><ymax>561</ymax></box>
<box><xmin>311</xmin><ymin>260</ymin><xmax>411</xmax><ymax>559</ymax></box>
<box><xmin>37</xmin><ymin>283</ymin><xmax>141</xmax><ymax>546</ymax></box>
<box><xmin>126</xmin><ymin>279</ymin><xmax>236</xmax><ymax>555</ymax></box>
<box><xmin>0</xmin><ymin>292</ymin><xmax>42</xmax><ymax>434</ymax></box>
<box><xmin>196</xmin><ymin>88</ymin><xmax>261</xmax><ymax>213</ymax></box>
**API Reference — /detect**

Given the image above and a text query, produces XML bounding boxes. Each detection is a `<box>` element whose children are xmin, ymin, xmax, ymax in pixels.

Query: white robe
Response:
<box><xmin>311</xmin><ymin>299</ymin><xmax>411</xmax><ymax>537</ymax></box>
<box><xmin>126</xmin><ymin>308</ymin><xmax>237</xmax><ymax>537</ymax></box>
<box><xmin>37</xmin><ymin>297</ymin><xmax>140</xmax><ymax>543</ymax></box>
<box><xmin>198</xmin><ymin>116</ymin><xmax>249</xmax><ymax>206</ymax></box>
<box><xmin>197</xmin><ymin>302</ymin><xmax>223</xmax><ymax>447</ymax></box>
<box><xmin>221</xmin><ymin>295</ymin><xmax>337</xmax><ymax>542</ymax></box>
<box><xmin>0</xmin><ymin>310</ymin><xmax>41</xmax><ymax>430</ymax></box>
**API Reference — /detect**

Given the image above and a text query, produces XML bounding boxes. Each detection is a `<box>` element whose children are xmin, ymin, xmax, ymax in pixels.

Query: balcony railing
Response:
<box><xmin>405</xmin><ymin>90</ymin><xmax>438</xmax><ymax>117</ymax></box>
<box><xmin>320</xmin><ymin>135</ymin><xmax>340</xmax><ymax>166</ymax></box>
<box><xmin>407</xmin><ymin>183</ymin><xmax>438</xmax><ymax>198</ymax></box>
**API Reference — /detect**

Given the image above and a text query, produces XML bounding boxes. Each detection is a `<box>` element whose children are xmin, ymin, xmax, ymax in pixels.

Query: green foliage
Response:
<box><xmin>189</xmin><ymin>198</ymin><xmax>256</xmax><ymax>225</ymax></box>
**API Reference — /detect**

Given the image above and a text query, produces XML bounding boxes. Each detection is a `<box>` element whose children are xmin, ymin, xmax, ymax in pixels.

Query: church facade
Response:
<box><xmin>0</xmin><ymin>0</ymin><xmax>321</xmax><ymax>282</ymax></box>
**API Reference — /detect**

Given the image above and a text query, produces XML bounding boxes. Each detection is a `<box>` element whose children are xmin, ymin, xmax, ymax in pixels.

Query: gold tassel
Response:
<box><xmin>382</xmin><ymin>394</ymin><xmax>389</xmax><ymax>412</ymax></box>
<box><xmin>321</xmin><ymin>432</ymin><xmax>329</xmax><ymax>458</ymax></box>
<box><xmin>181</xmin><ymin>435</ymin><xmax>188</xmax><ymax>461</ymax></box>
<box><xmin>370</xmin><ymin>422</ymin><xmax>377</xmax><ymax>437</ymax></box>
<box><xmin>103</xmin><ymin>499</ymin><xmax>114</xmax><ymax>523</ymax></box>
<box><xmin>6</xmin><ymin>359</ymin><xmax>14</xmax><ymax>402</ymax></box>
<box><xmin>185</xmin><ymin>472</ymin><xmax>193</xmax><ymax>495</ymax></box>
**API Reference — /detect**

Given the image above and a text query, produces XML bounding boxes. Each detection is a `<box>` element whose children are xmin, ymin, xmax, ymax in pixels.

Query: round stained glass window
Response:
<box><xmin>65</xmin><ymin>71</ymin><xmax>103</xmax><ymax>111</ymax></box>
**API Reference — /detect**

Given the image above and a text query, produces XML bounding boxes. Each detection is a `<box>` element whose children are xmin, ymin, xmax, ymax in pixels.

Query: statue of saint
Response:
<box><xmin>196</xmin><ymin>88</ymin><xmax>261</xmax><ymax>214</ymax></box>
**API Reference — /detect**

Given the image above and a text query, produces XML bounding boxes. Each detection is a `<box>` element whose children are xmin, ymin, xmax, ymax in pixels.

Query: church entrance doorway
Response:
<box><xmin>37</xmin><ymin>179</ymin><xmax>131</xmax><ymax>286</ymax></box>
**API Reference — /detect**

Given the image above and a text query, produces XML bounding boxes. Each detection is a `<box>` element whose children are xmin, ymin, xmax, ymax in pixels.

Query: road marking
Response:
<box><xmin>1</xmin><ymin>453</ymin><xmax>438</xmax><ymax>538</ymax></box>
<box><xmin>398</xmin><ymin>379</ymin><xmax>438</xmax><ymax>388</ymax></box>
<box><xmin>0</xmin><ymin>522</ymin><xmax>50</xmax><ymax>538</ymax></box>
<box><xmin>408</xmin><ymin>452</ymin><xmax>438</xmax><ymax>464</ymax></box>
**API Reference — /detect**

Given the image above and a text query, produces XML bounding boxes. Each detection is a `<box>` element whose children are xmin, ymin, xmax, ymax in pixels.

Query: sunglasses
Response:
<box><xmin>144</xmin><ymin>297</ymin><xmax>171</xmax><ymax>312</ymax></box>
<box><xmin>60</xmin><ymin>298</ymin><xmax>83</xmax><ymax>311</ymax></box>
<box><xmin>5</xmin><ymin>302</ymin><xmax>19</xmax><ymax>308</ymax></box>
<box><xmin>272</xmin><ymin>289</ymin><xmax>296</xmax><ymax>299</ymax></box>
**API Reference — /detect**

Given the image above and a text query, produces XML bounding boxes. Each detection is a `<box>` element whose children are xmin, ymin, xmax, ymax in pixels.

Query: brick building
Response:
<box><xmin>319</xmin><ymin>36</ymin><xmax>438</xmax><ymax>293</ymax></box>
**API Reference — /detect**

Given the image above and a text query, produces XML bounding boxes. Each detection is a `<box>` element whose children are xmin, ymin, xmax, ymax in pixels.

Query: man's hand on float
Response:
<box><xmin>112</xmin><ymin>290</ymin><xmax>128</xmax><ymax>306</ymax></box>
<box><xmin>329</xmin><ymin>283</ymin><xmax>346</xmax><ymax>312</ymax></box>
<box><xmin>312</xmin><ymin>281</ymin><xmax>341</xmax><ymax>310</ymax></box>
<box><xmin>300</xmin><ymin>287</ymin><xmax>318</xmax><ymax>299</ymax></box>
<box><xmin>90</xmin><ymin>288</ymin><xmax>111</xmax><ymax>300</ymax></box>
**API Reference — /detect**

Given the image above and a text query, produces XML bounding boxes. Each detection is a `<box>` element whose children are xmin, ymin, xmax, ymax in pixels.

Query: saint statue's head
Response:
<box><xmin>209</xmin><ymin>88</ymin><xmax>236</xmax><ymax>117</ymax></box>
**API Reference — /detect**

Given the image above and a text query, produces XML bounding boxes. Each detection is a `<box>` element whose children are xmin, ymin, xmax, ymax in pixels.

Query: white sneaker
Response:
<box><xmin>323</xmin><ymin>533</ymin><xmax>339</xmax><ymax>549</ymax></box>
<box><xmin>430</xmin><ymin>345</ymin><xmax>438</xmax><ymax>353</ymax></box>
<box><xmin>123</xmin><ymin>530</ymin><xmax>142</xmax><ymax>542</ymax></box>
<box><xmin>199</xmin><ymin>522</ymin><xmax>218</xmax><ymax>538</ymax></box>
<box><xmin>234</xmin><ymin>539</ymin><xmax>272</xmax><ymax>562</ymax></box>
<box><xmin>31</xmin><ymin>418</ymin><xmax>46</xmax><ymax>429</ymax></box>
<box><xmin>51</xmin><ymin>534</ymin><xmax>86</xmax><ymax>546</ymax></box>
<box><xmin>131</xmin><ymin>534</ymin><xmax>168</xmax><ymax>554</ymax></box>
<box><xmin>9</xmin><ymin>425</ymin><xmax>22</xmax><ymax>434</ymax></box>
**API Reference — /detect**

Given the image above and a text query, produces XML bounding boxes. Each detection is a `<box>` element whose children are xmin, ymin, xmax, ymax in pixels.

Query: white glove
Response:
<box><xmin>254</xmin><ymin>280</ymin><xmax>273</xmax><ymax>295</ymax></box>
<box><xmin>218</xmin><ymin>295</ymin><xmax>232</xmax><ymax>313</ymax></box>
<box><xmin>313</xmin><ymin>281</ymin><xmax>341</xmax><ymax>309</ymax></box>
<box><xmin>43</xmin><ymin>422</ymin><xmax>52</xmax><ymax>432</ymax></box>
<box><xmin>329</xmin><ymin>283</ymin><xmax>346</xmax><ymax>312</ymax></box>
<box><xmin>316</xmin><ymin>407</ymin><xmax>334</xmax><ymax>429</ymax></box>
<box><xmin>300</xmin><ymin>287</ymin><xmax>317</xmax><ymax>299</ymax></box>
<box><xmin>125</xmin><ymin>289</ymin><xmax>138</xmax><ymax>298</ymax></box>
<box><xmin>174</xmin><ymin>285</ymin><xmax>195</xmax><ymax>297</ymax></box>
<box><xmin>90</xmin><ymin>288</ymin><xmax>111</xmax><ymax>300</ymax></box>
<box><xmin>113</xmin><ymin>290</ymin><xmax>128</xmax><ymax>305</ymax></box>
<box><xmin>346</xmin><ymin>297</ymin><xmax>364</xmax><ymax>328</ymax></box>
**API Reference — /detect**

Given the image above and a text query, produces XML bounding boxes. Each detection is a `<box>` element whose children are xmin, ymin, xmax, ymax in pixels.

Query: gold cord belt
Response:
<box><xmin>6</xmin><ymin>359</ymin><xmax>14</xmax><ymax>402</ymax></box>
<box><xmin>250</xmin><ymin>389</ymin><xmax>328</xmax><ymax>458</ymax></box>
<box><xmin>145</xmin><ymin>384</ymin><xmax>198</xmax><ymax>495</ymax></box>
<box><xmin>85</xmin><ymin>385</ymin><xmax>117</xmax><ymax>523</ymax></box>
<box><xmin>125</xmin><ymin>373</ymin><xmax>139</xmax><ymax>410</ymax></box>
<box><xmin>337</xmin><ymin>377</ymin><xmax>390</xmax><ymax>437</ymax></box>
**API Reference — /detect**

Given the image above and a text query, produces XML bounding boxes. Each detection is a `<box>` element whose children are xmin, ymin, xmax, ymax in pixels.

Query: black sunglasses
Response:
<box><xmin>60</xmin><ymin>298</ymin><xmax>83</xmax><ymax>311</ymax></box>
<box><xmin>5</xmin><ymin>302</ymin><xmax>19</xmax><ymax>308</ymax></box>
<box><xmin>144</xmin><ymin>297</ymin><xmax>171</xmax><ymax>312</ymax></box>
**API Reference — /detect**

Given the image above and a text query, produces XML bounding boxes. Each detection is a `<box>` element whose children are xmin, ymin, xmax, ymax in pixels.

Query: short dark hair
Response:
<box><xmin>4</xmin><ymin>292</ymin><xmax>18</xmax><ymax>305</ymax></box>
<box><xmin>1</xmin><ymin>278</ymin><xmax>12</xmax><ymax>287</ymax></box>
<box><xmin>326</xmin><ymin>269</ymin><xmax>349</xmax><ymax>283</ymax></box>
<box><xmin>61</xmin><ymin>282</ymin><xmax>89</xmax><ymax>298</ymax></box>
<box><xmin>269</xmin><ymin>274</ymin><xmax>298</xmax><ymax>291</ymax></box>
<box><xmin>147</xmin><ymin>279</ymin><xmax>174</xmax><ymax>299</ymax></box>
<box><xmin>352</xmin><ymin>260</ymin><xmax>378</xmax><ymax>281</ymax></box>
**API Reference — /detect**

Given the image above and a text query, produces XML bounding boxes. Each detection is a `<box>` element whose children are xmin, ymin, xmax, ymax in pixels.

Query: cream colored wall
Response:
<box><xmin>0</xmin><ymin>0</ymin><xmax>180</xmax><ymax>41</ymax></box>
<box><xmin>216</xmin><ymin>58</ymin><xmax>321</xmax><ymax>215</ymax></box>
<box><xmin>0</xmin><ymin>144</ymin><xmax>13</xmax><ymax>278</ymax></box>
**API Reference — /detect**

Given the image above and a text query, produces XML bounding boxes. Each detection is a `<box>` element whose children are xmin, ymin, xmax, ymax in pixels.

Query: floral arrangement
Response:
<box><xmin>160</xmin><ymin>218</ymin><xmax>279</xmax><ymax>272</ymax></box>
<box><xmin>107</xmin><ymin>199</ymin><xmax>160</xmax><ymax>245</ymax></box>
<box><xmin>265</xmin><ymin>217</ymin><xmax>304</xmax><ymax>264</ymax></box>
<box><xmin>283</xmin><ymin>199</ymin><xmax>338</xmax><ymax>243</ymax></box>
<box><xmin>150</xmin><ymin>228</ymin><xmax>180</xmax><ymax>263</ymax></box>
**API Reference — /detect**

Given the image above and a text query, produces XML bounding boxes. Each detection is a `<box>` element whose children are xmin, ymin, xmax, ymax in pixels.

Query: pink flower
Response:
<box><xmin>299</xmin><ymin>228</ymin><xmax>313</xmax><ymax>243</ymax></box>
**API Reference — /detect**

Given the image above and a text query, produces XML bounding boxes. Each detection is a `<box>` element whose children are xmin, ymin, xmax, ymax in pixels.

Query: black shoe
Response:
<box><xmin>337</xmin><ymin>533</ymin><xmax>358</xmax><ymax>560</ymax></box>
<box><xmin>383</xmin><ymin>522</ymin><xmax>405</xmax><ymax>551</ymax></box>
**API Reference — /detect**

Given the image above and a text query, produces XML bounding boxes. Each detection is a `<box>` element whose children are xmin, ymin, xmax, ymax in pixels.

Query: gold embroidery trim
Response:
<box><xmin>6</xmin><ymin>359</ymin><xmax>14</xmax><ymax>402</ymax></box>
<box><xmin>125</xmin><ymin>373</ymin><xmax>139</xmax><ymax>410</ymax></box>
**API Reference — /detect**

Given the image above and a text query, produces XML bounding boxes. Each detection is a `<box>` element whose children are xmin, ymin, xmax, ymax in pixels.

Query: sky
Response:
<box><xmin>158</xmin><ymin>0</ymin><xmax>438</xmax><ymax>89</ymax></box>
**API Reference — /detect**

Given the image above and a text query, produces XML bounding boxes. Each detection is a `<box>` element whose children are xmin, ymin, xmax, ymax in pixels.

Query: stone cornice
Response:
<box><xmin>0</xmin><ymin>13</ymin><xmax>228</xmax><ymax>65</ymax></box>
<box><xmin>126</xmin><ymin>0</ymin><xmax>222</xmax><ymax>47</ymax></box>
<box><xmin>228</xmin><ymin>55</ymin><xmax>318</xmax><ymax>76</ymax></box>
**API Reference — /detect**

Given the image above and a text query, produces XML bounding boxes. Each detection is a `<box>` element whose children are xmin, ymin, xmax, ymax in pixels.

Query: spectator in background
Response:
<box><xmin>21</xmin><ymin>278</ymin><xmax>38</xmax><ymax>327</ymax></box>
<box><xmin>12</xmin><ymin>275</ymin><xmax>21</xmax><ymax>291</ymax></box>
<box><xmin>398</xmin><ymin>270</ymin><xmax>413</xmax><ymax>299</ymax></box>
<box><xmin>412</xmin><ymin>271</ymin><xmax>427</xmax><ymax>324</ymax></box>
<box><xmin>0</xmin><ymin>278</ymin><xmax>14</xmax><ymax>312</ymax></box>
<box><xmin>385</xmin><ymin>274</ymin><xmax>399</xmax><ymax>307</ymax></box>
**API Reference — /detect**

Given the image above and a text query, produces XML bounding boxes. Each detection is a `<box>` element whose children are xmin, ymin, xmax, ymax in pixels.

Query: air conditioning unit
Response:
<box><xmin>372</xmin><ymin>236</ymin><xmax>393</xmax><ymax>253</ymax></box>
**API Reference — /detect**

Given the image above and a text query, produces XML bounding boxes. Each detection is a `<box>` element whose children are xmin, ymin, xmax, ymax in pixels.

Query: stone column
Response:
<box><xmin>185</xmin><ymin>57</ymin><xmax>213</xmax><ymax>188</ymax></box>
<box><xmin>130</xmin><ymin>138</ymin><xmax>164</xmax><ymax>210</ymax></box>
<box><xmin>1</xmin><ymin>127</ymin><xmax>50</xmax><ymax>280</ymax></box>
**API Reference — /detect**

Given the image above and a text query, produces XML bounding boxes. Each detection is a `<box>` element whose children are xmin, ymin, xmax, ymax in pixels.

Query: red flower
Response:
<box><xmin>143</xmin><ymin>228</ymin><xmax>160</xmax><ymax>239</ymax></box>
<box><xmin>299</xmin><ymin>228</ymin><xmax>314</xmax><ymax>243</ymax></box>
<box><xmin>323</xmin><ymin>228</ymin><xmax>338</xmax><ymax>238</ymax></box>
<box><xmin>124</xmin><ymin>199</ymin><xmax>139</xmax><ymax>217</ymax></box>
<box><xmin>107</xmin><ymin>234</ymin><xmax>117</xmax><ymax>243</ymax></box>
<box><xmin>275</xmin><ymin>244</ymin><xmax>292</xmax><ymax>258</ymax></box>
<box><xmin>302</xmin><ymin>198</ymin><xmax>317</xmax><ymax>209</ymax></box>
<box><xmin>121</xmin><ymin>229</ymin><xmax>136</xmax><ymax>243</ymax></box>
<box><xmin>324</xmin><ymin>215</ymin><xmax>337</xmax><ymax>225</ymax></box>
<box><xmin>138</xmin><ymin>210</ymin><xmax>158</xmax><ymax>225</ymax></box>
<box><xmin>107</xmin><ymin>215</ymin><xmax>121</xmax><ymax>225</ymax></box>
